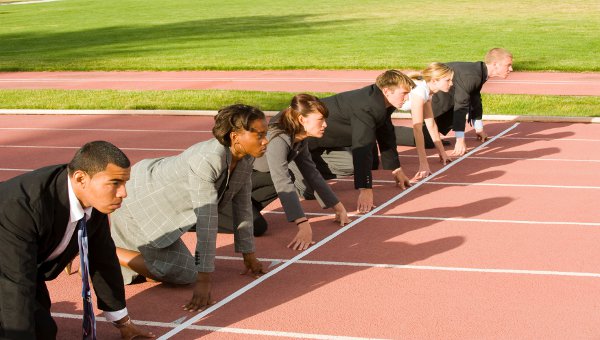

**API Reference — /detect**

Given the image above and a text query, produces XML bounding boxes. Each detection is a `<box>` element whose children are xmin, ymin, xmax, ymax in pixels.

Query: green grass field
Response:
<box><xmin>1</xmin><ymin>0</ymin><xmax>598</xmax><ymax>116</ymax></box>
<box><xmin>1</xmin><ymin>89</ymin><xmax>598</xmax><ymax>117</ymax></box>
<box><xmin>1</xmin><ymin>0</ymin><xmax>599</xmax><ymax>71</ymax></box>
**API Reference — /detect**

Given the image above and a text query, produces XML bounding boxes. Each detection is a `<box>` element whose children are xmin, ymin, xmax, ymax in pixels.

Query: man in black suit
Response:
<box><xmin>308</xmin><ymin>70</ymin><xmax>414</xmax><ymax>213</ymax></box>
<box><xmin>395</xmin><ymin>48</ymin><xmax>513</xmax><ymax>156</ymax></box>
<box><xmin>0</xmin><ymin>141</ymin><xmax>154</xmax><ymax>339</ymax></box>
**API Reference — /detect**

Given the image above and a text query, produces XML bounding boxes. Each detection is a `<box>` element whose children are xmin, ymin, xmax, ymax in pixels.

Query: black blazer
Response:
<box><xmin>309</xmin><ymin>84</ymin><xmax>400</xmax><ymax>189</ymax></box>
<box><xmin>431</xmin><ymin>61</ymin><xmax>488</xmax><ymax>135</ymax></box>
<box><xmin>0</xmin><ymin>165</ymin><xmax>125</xmax><ymax>337</ymax></box>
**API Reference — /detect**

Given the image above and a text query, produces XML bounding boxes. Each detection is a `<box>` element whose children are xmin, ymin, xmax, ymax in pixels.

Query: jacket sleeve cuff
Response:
<box><xmin>474</xmin><ymin>120</ymin><xmax>484</xmax><ymax>131</ymax></box>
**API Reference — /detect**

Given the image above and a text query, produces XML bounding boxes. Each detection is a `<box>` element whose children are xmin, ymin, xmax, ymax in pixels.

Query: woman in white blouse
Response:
<box><xmin>402</xmin><ymin>62</ymin><xmax>454</xmax><ymax>182</ymax></box>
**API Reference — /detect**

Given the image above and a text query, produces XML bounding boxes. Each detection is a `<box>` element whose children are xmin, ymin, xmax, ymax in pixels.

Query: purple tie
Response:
<box><xmin>77</xmin><ymin>217</ymin><xmax>96</xmax><ymax>340</ymax></box>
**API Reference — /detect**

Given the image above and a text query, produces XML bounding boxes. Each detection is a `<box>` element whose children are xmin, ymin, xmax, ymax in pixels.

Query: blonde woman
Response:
<box><xmin>401</xmin><ymin>63</ymin><xmax>454</xmax><ymax>182</ymax></box>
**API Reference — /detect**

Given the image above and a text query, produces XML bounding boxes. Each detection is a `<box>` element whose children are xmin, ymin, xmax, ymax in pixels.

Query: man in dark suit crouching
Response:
<box><xmin>395</xmin><ymin>48</ymin><xmax>513</xmax><ymax>156</ymax></box>
<box><xmin>0</xmin><ymin>141</ymin><xmax>153</xmax><ymax>339</ymax></box>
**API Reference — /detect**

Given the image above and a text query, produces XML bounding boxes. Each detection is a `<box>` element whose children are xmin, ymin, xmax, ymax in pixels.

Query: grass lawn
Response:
<box><xmin>1</xmin><ymin>0</ymin><xmax>599</xmax><ymax>71</ymax></box>
<box><xmin>1</xmin><ymin>89</ymin><xmax>598</xmax><ymax>117</ymax></box>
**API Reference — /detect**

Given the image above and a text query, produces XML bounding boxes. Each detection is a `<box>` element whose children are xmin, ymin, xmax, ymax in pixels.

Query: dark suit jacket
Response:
<box><xmin>0</xmin><ymin>165</ymin><xmax>125</xmax><ymax>338</ymax></box>
<box><xmin>309</xmin><ymin>84</ymin><xmax>400</xmax><ymax>189</ymax></box>
<box><xmin>432</xmin><ymin>61</ymin><xmax>488</xmax><ymax>135</ymax></box>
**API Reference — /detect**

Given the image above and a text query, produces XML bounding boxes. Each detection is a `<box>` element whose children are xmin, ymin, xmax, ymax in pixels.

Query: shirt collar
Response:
<box><xmin>482</xmin><ymin>62</ymin><xmax>489</xmax><ymax>81</ymax></box>
<box><xmin>67</xmin><ymin>175</ymin><xmax>93</xmax><ymax>223</ymax></box>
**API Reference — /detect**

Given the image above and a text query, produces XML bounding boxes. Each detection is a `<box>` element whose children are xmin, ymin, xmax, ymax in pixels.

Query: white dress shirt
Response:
<box><xmin>44</xmin><ymin>177</ymin><xmax>127</xmax><ymax>322</ymax></box>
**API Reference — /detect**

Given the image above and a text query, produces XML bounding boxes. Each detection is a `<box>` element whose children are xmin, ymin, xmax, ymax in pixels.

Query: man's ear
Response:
<box><xmin>71</xmin><ymin>170</ymin><xmax>89</xmax><ymax>189</ymax></box>
<box><xmin>381</xmin><ymin>87</ymin><xmax>391</xmax><ymax>97</ymax></box>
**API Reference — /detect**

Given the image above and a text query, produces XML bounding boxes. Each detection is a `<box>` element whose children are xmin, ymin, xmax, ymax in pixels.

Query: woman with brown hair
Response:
<box><xmin>252</xmin><ymin>94</ymin><xmax>351</xmax><ymax>250</ymax></box>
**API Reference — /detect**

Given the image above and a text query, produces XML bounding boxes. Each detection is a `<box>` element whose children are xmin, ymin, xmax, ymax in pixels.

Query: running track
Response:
<box><xmin>1</xmin><ymin>114</ymin><xmax>599</xmax><ymax>339</ymax></box>
<box><xmin>1</xmin><ymin>71</ymin><xmax>600</xmax><ymax>95</ymax></box>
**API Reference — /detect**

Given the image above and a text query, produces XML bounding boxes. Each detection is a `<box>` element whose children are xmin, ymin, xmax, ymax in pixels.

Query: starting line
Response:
<box><xmin>51</xmin><ymin>312</ymin><xmax>388</xmax><ymax>340</ymax></box>
<box><xmin>157</xmin><ymin>123</ymin><xmax>520</xmax><ymax>339</ymax></box>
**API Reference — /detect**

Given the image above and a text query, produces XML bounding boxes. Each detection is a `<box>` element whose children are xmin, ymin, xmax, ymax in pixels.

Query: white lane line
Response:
<box><xmin>0</xmin><ymin>0</ymin><xmax>59</xmax><ymax>5</ymax></box>
<box><xmin>157</xmin><ymin>123</ymin><xmax>520</xmax><ymax>339</ymax></box>
<box><xmin>2</xmin><ymin>146</ymin><xmax>599</xmax><ymax>162</ymax></box>
<box><xmin>425</xmin><ymin>181</ymin><xmax>600</xmax><ymax>190</ymax></box>
<box><xmin>0</xmin><ymin>145</ymin><xmax>185</xmax><ymax>152</ymax></box>
<box><xmin>1</xmin><ymin>78</ymin><xmax>597</xmax><ymax>85</ymax></box>
<box><xmin>265</xmin><ymin>211</ymin><xmax>600</xmax><ymax>227</ymax></box>
<box><xmin>500</xmin><ymin>136</ymin><xmax>600</xmax><ymax>142</ymax></box>
<box><xmin>332</xmin><ymin>178</ymin><xmax>600</xmax><ymax>190</ymax></box>
<box><xmin>470</xmin><ymin>156</ymin><xmax>600</xmax><ymax>163</ymax></box>
<box><xmin>215</xmin><ymin>256</ymin><xmax>600</xmax><ymax>279</ymax></box>
<box><xmin>50</xmin><ymin>313</ymin><xmax>386</xmax><ymax>340</ymax></box>
<box><xmin>372</xmin><ymin>215</ymin><xmax>600</xmax><ymax>226</ymax></box>
<box><xmin>7</xmin><ymin>128</ymin><xmax>597</xmax><ymax>140</ymax></box>
<box><xmin>0</xmin><ymin>127</ymin><xmax>211</xmax><ymax>133</ymax></box>
<box><xmin>486</xmin><ymin>79</ymin><xmax>599</xmax><ymax>85</ymax></box>
<box><xmin>0</xmin><ymin>77</ymin><xmax>374</xmax><ymax>84</ymax></box>
<box><xmin>397</xmin><ymin>154</ymin><xmax>600</xmax><ymax>163</ymax></box>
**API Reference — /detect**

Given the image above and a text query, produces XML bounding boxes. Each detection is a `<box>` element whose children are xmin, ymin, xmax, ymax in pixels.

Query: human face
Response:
<box><xmin>72</xmin><ymin>163</ymin><xmax>130</xmax><ymax>214</ymax></box>
<box><xmin>492</xmin><ymin>56</ymin><xmax>513</xmax><ymax>79</ymax></box>
<box><xmin>299</xmin><ymin>111</ymin><xmax>327</xmax><ymax>138</ymax></box>
<box><xmin>231</xmin><ymin>118</ymin><xmax>268</xmax><ymax>158</ymax></box>
<box><xmin>382</xmin><ymin>86</ymin><xmax>411</xmax><ymax>108</ymax></box>
<box><xmin>431</xmin><ymin>76</ymin><xmax>453</xmax><ymax>93</ymax></box>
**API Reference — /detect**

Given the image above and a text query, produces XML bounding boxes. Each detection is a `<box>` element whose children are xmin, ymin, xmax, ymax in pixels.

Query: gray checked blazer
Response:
<box><xmin>110</xmin><ymin>138</ymin><xmax>255</xmax><ymax>272</ymax></box>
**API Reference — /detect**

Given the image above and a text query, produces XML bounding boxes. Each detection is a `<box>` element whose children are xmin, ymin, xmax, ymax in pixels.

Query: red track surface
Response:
<box><xmin>1</xmin><ymin>71</ymin><xmax>600</xmax><ymax>95</ymax></box>
<box><xmin>1</xmin><ymin>115</ymin><xmax>599</xmax><ymax>339</ymax></box>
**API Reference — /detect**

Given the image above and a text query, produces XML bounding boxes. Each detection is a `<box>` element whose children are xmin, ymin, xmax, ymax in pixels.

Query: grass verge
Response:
<box><xmin>0</xmin><ymin>89</ymin><xmax>598</xmax><ymax>117</ymax></box>
<box><xmin>1</xmin><ymin>0</ymin><xmax>599</xmax><ymax>71</ymax></box>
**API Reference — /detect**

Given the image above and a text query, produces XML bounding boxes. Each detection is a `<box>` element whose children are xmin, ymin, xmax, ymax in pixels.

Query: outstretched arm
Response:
<box><xmin>410</xmin><ymin>95</ymin><xmax>432</xmax><ymax>182</ymax></box>
<box><xmin>423</xmin><ymin>101</ymin><xmax>452</xmax><ymax>165</ymax></box>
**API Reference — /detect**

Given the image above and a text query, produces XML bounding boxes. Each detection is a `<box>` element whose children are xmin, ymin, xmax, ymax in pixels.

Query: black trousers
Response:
<box><xmin>0</xmin><ymin>278</ymin><xmax>57</xmax><ymax>340</ymax></box>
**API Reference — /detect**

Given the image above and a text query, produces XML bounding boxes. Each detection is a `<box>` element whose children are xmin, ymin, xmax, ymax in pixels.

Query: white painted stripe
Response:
<box><xmin>265</xmin><ymin>211</ymin><xmax>600</xmax><ymax>227</ymax></box>
<box><xmin>5</xmin><ymin>127</ymin><xmax>600</xmax><ymax>142</ymax></box>
<box><xmin>0</xmin><ymin>77</ymin><xmax>373</xmax><ymax>84</ymax></box>
<box><xmin>0</xmin><ymin>77</ymin><xmax>596</xmax><ymax>85</ymax></box>
<box><xmin>0</xmin><ymin>145</ymin><xmax>185</xmax><ymax>152</ymax></box>
<box><xmin>0</xmin><ymin>127</ymin><xmax>211</xmax><ymax>133</ymax></box>
<box><xmin>1</xmin><ymin>0</ymin><xmax>59</xmax><ymax>5</ymax></box>
<box><xmin>215</xmin><ymin>256</ymin><xmax>600</xmax><ymax>279</ymax></box>
<box><xmin>479</xmin><ymin>115</ymin><xmax>600</xmax><ymax>123</ymax></box>
<box><xmin>397</xmin><ymin>154</ymin><xmax>600</xmax><ymax>163</ymax></box>
<box><xmin>332</xmin><ymin>178</ymin><xmax>600</xmax><ymax>190</ymax></box>
<box><xmin>157</xmin><ymin>123</ymin><xmax>520</xmax><ymax>339</ymax></box>
<box><xmin>0</xmin><ymin>167</ymin><xmax>33</xmax><ymax>172</ymax></box>
<box><xmin>487</xmin><ymin>79</ymin><xmax>599</xmax><ymax>85</ymax></box>
<box><xmin>0</xmin><ymin>109</ymin><xmax>244</xmax><ymax>117</ymax></box>
<box><xmin>3</xmin><ymin>145</ymin><xmax>598</xmax><ymax>162</ymax></box>
<box><xmin>369</xmin><ymin>215</ymin><xmax>600</xmax><ymax>226</ymax></box>
<box><xmin>500</xmin><ymin>136</ymin><xmax>600</xmax><ymax>142</ymax></box>
<box><xmin>2</xmin><ymin>110</ymin><xmax>599</xmax><ymax>123</ymax></box>
<box><xmin>50</xmin><ymin>313</ymin><xmax>387</xmax><ymax>340</ymax></box>
<box><xmin>471</xmin><ymin>156</ymin><xmax>600</xmax><ymax>163</ymax></box>
<box><xmin>426</xmin><ymin>181</ymin><xmax>600</xmax><ymax>190</ymax></box>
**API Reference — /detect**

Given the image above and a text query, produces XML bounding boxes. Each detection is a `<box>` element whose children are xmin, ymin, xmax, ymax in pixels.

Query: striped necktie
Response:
<box><xmin>77</xmin><ymin>217</ymin><xmax>96</xmax><ymax>339</ymax></box>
